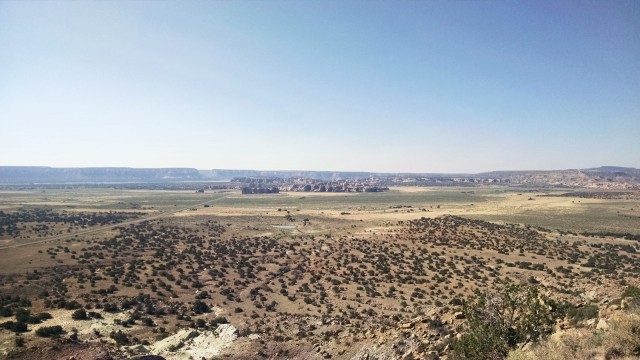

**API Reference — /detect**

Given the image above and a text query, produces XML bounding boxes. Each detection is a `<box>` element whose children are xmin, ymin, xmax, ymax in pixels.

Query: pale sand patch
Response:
<box><xmin>388</xmin><ymin>186</ymin><xmax>434</xmax><ymax>193</ymax></box>
<box><xmin>283</xmin><ymin>191</ymin><xmax>358</xmax><ymax>197</ymax></box>
<box><xmin>0</xmin><ymin>308</ymin><xmax>131</xmax><ymax>350</ymax></box>
<box><xmin>161</xmin><ymin>189</ymin><xmax>614</xmax><ymax>235</ymax></box>
<box><xmin>460</xmin><ymin>193</ymin><xmax>598</xmax><ymax>216</ymax></box>
<box><xmin>173</xmin><ymin>207</ymin><xmax>267</xmax><ymax>217</ymax></box>
<box><xmin>253</xmin><ymin>232</ymin><xmax>274</xmax><ymax>237</ymax></box>
<box><xmin>148</xmin><ymin>325</ymin><xmax>238</xmax><ymax>360</ymax></box>
<box><xmin>59</xmin><ymin>208</ymin><xmax>157</xmax><ymax>213</ymax></box>
<box><xmin>12</xmin><ymin>201</ymin><xmax>87</xmax><ymax>206</ymax></box>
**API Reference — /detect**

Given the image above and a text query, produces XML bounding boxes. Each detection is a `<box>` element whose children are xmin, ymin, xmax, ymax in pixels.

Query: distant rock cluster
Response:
<box><xmin>240</xmin><ymin>186</ymin><xmax>280</xmax><ymax>194</ymax></box>
<box><xmin>234</xmin><ymin>177</ymin><xmax>389</xmax><ymax>194</ymax></box>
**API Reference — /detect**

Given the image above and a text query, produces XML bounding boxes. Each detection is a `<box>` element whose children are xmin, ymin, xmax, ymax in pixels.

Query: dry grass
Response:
<box><xmin>1</xmin><ymin>186</ymin><xmax>639</xmax><ymax>359</ymax></box>
<box><xmin>511</xmin><ymin>311</ymin><xmax>640</xmax><ymax>360</ymax></box>
<box><xmin>603</xmin><ymin>312</ymin><xmax>640</xmax><ymax>359</ymax></box>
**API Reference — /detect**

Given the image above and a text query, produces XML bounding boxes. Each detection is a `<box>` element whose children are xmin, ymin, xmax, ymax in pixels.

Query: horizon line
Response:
<box><xmin>0</xmin><ymin>164</ymin><xmax>637</xmax><ymax>176</ymax></box>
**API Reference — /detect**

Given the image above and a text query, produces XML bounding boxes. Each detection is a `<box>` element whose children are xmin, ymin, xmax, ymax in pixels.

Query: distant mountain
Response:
<box><xmin>0</xmin><ymin>166</ymin><xmax>202</xmax><ymax>184</ymax></box>
<box><xmin>583</xmin><ymin>166</ymin><xmax>640</xmax><ymax>176</ymax></box>
<box><xmin>199</xmin><ymin>169</ymin><xmax>375</xmax><ymax>181</ymax></box>
<box><xmin>479</xmin><ymin>166</ymin><xmax>640</xmax><ymax>189</ymax></box>
<box><xmin>0</xmin><ymin>166</ymin><xmax>638</xmax><ymax>188</ymax></box>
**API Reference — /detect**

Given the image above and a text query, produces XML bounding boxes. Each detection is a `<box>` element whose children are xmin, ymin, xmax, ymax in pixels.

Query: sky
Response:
<box><xmin>1</xmin><ymin>1</ymin><xmax>638</xmax><ymax>173</ymax></box>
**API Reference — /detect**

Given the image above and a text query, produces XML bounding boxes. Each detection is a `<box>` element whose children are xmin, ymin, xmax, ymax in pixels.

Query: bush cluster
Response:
<box><xmin>452</xmin><ymin>283</ymin><xmax>553</xmax><ymax>360</ymax></box>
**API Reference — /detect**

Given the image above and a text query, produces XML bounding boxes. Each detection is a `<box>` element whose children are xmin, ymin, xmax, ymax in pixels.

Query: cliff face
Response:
<box><xmin>0</xmin><ymin>166</ymin><xmax>202</xmax><ymax>183</ymax></box>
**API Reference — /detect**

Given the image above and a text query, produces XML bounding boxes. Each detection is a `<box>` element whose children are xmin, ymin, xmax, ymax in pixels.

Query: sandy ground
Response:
<box><xmin>147</xmin><ymin>324</ymin><xmax>238</xmax><ymax>359</ymax></box>
<box><xmin>172</xmin><ymin>192</ymin><xmax>579</xmax><ymax>218</ymax></box>
<box><xmin>0</xmin><ymin>186</ymin><xmax>638</xmax><ymax>359</ymax></box>
<box><xmin>0</xmin><ymin>309</ymin><xmax>130</xmax><ymax>357</ymax></box>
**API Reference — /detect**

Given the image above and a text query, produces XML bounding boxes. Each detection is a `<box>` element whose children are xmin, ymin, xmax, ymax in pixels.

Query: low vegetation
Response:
<box><xmin>0</xmin><ymin>185</ymin><xmax>638</xmax><ymax>359</ymax></box>
<box><xmin>452</xmin><ymin>283</ymin><xmax>553</xmax><ymax>359</ymax></box>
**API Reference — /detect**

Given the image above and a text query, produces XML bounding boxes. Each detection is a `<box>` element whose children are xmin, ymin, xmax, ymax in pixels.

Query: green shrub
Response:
<box><xmin>110</xmin><ymin>330</ymin><xmax>129</xmax><ymax>345</ymax></box>
<box><xmin>450</xmin><ymin>298</ymin><xmax>464</xmax><ymax>306</ymax></box>
<box><xmin>195</xmin><ymin>291</ymin><xmax>209</xmax><ymax>299</ymax></box>
<box><xmin>14</xmin><ymin>335</ymin><xmax>25</xmax><ymax>347</ymax></box>
<box><xmin>35</xmin><ymin>325</ymin><xmax>63</xmax><ymax>337</ymax></box>
<box><xmin>191</xmin><ymin>299</ymin><xmax>209</xmax><ymax>314</ymax></box>
<box><xmin>568</xmin><ymin>304</ymin><xmax>599</xmax><ymax>325</ymax></box>
<box><xmin>64</xmin><ymin>301</ymin><xmax>81</xmax><ymax>310</ymax></box>
<box><xmin>619</xmin><ymin>286</ymin><xmax>640</xmax><ymax>310</ymax></box>
<box><xmin>209</xmin><ymin>316</ymin><xmax>229</xmax><ymax>328</ymax></box>
<box><xmin>1</xmin><ymin>321</ymin><xmax>28</xmax><ymax>333</ymax></box>
<box><xmin>71</xmin><ymin>308</ymin><xmax>87</xmax><ymax>320</ymax></box>
<box><xmin>88</xmin><ymin>311</ymin><xmax>103</xmax><ymax>319</ymax></box>
<box><xmin>14</xmin><ymin>309</ymin><xmax>51</xmax><ymax>324</ymax></box>
<box><xmin>0</xmin><ymin>307</ymin><xmax>13</xmax><ymax>317</ymax></box>
<box><xmin>451</xmin><ymin>283</ymin><xmax>553</xmax><ymax>360</ymax></box>
<box><xmin>32</xmin><ymin>312</ymin><xmax>52</xmax><ymax>322</ymax></box>
<box><xmin>14</xmin><ymin>309</ymin><xmax>31</xmax><ymax>323</ymax></box>
<box><xmin>621</xmin><ymin>285</ymin><xmax>640</xmax><ymax>299</ymax></box>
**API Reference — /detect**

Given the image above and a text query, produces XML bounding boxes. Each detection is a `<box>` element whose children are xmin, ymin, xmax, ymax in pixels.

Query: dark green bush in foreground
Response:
<box><xmin>451</xmin><ymin>283</ymin><xmax>554</xmax><ymax>360</ymax></box>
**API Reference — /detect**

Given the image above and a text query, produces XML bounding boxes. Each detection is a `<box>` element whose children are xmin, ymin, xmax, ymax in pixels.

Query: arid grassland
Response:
<box><xmin>0</xmin><ymin>186</ymin><xmax>639</xmax><ymax>359</ymax></box>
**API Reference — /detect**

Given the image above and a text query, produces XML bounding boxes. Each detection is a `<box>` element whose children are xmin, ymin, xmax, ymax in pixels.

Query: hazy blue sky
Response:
<box><xmin>1</xmin><ymin>1</ymin><xmax>638</xmax><ymax>173</ymax></box>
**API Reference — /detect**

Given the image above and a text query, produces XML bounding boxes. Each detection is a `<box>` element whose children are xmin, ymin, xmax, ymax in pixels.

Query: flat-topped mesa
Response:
<box><xmin>0</xmin><ymin>166</ymin><xmax>202</xmax><ymax>184</ymax></box>
<box><xmin>2</xmin><ymin>165</ymin><xmax>639</xmax><ymax>188</ymax></box>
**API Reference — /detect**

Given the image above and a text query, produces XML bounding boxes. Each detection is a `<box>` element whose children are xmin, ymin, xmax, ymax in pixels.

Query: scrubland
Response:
<box><xmin>0</xmin><ymin>186</ymin><xmax>638</xmax><ymax>359</ymax></box>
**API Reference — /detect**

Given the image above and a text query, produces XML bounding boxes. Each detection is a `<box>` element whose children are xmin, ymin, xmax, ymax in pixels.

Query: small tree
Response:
<box><xmin>15</xmin><ymin>335</ymin><xmax>25</xmax><ymax>347</ymax></box>
<box><xmin>452</xmin><ymin>283</ymin><xmax>553</xmax><ymax>360</ymax></box>
<box><xmin>72</xmin><ymin>308</ymin><xmax>87</xmax><ymax>320</ymax></box>
<box><xmin>36</xmin><ymin>325</ymin><xmax>63</xmax><ymax>338</ymax></box>
<box><xmin>191</xmin><ymin>299</ymin><xmax>210</xmax><ymax>314</ymax></box>
<box><xmin>110</xmin><ymin>330</ymin><xmax>129</xmax><ymax>345</ymax></box>
<box><xmin>209</xmin><ymin>316</ymin><xmax>228</xmax><ymax>328</ymax></box>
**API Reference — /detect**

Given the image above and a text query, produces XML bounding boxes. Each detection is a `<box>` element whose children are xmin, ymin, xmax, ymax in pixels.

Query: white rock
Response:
<box><xmin>596</xmin><ymin>319</ymin><xmax>609</xmax><ymax>331</ymax></box>
<box><xmin>149</xmin><ymin>325</ymin><xmax>238</xmax><ymax>360</ymax></box>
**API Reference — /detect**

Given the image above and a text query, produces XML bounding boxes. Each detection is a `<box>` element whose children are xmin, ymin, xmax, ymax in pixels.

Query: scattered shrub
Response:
<box><xmin>71</xmin><ymin>308</ymin><xmax>88</xmax><ymax>320</ymax></box>
<box><xmin>196</xmin><ymin>318</ymin><xmax>206</xmax><ymax>328</ymax></box>
<box><xmin>191</xmin><ymin>300</ymin><xmax>210</xmax><ymax>314</ymax></box>
<box><xmin>36</xmin><ymin>325</ymin><xmax>63</xmax><ymax>337</ymax></box>
<box><xmin>621</xmin><ymin>285</ymin><xmax>640</xmax><ymax>299</ymax></box>
<box><xmin>1</xmin><ymin>321</ymin><xmax>28</xmax><ymax>333</ymax></box>
<box><xmin>15</xmin><ymin>335</ymin><xmax>25</xmax><ymax>347</ymax></box>
<box><xmin>209</xmin><ymin>316</ymin><xmax>229</xmax><ymax>328</ymax></box>
<box><xmin>110</xmin><ymin>330</ymin><xmax>130</xmax><ymax>345</ymax></box>
<box><xmin>568</xmin><ymin>304</ymin><xmax>599</xmax><ymax>325</ymax></box>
